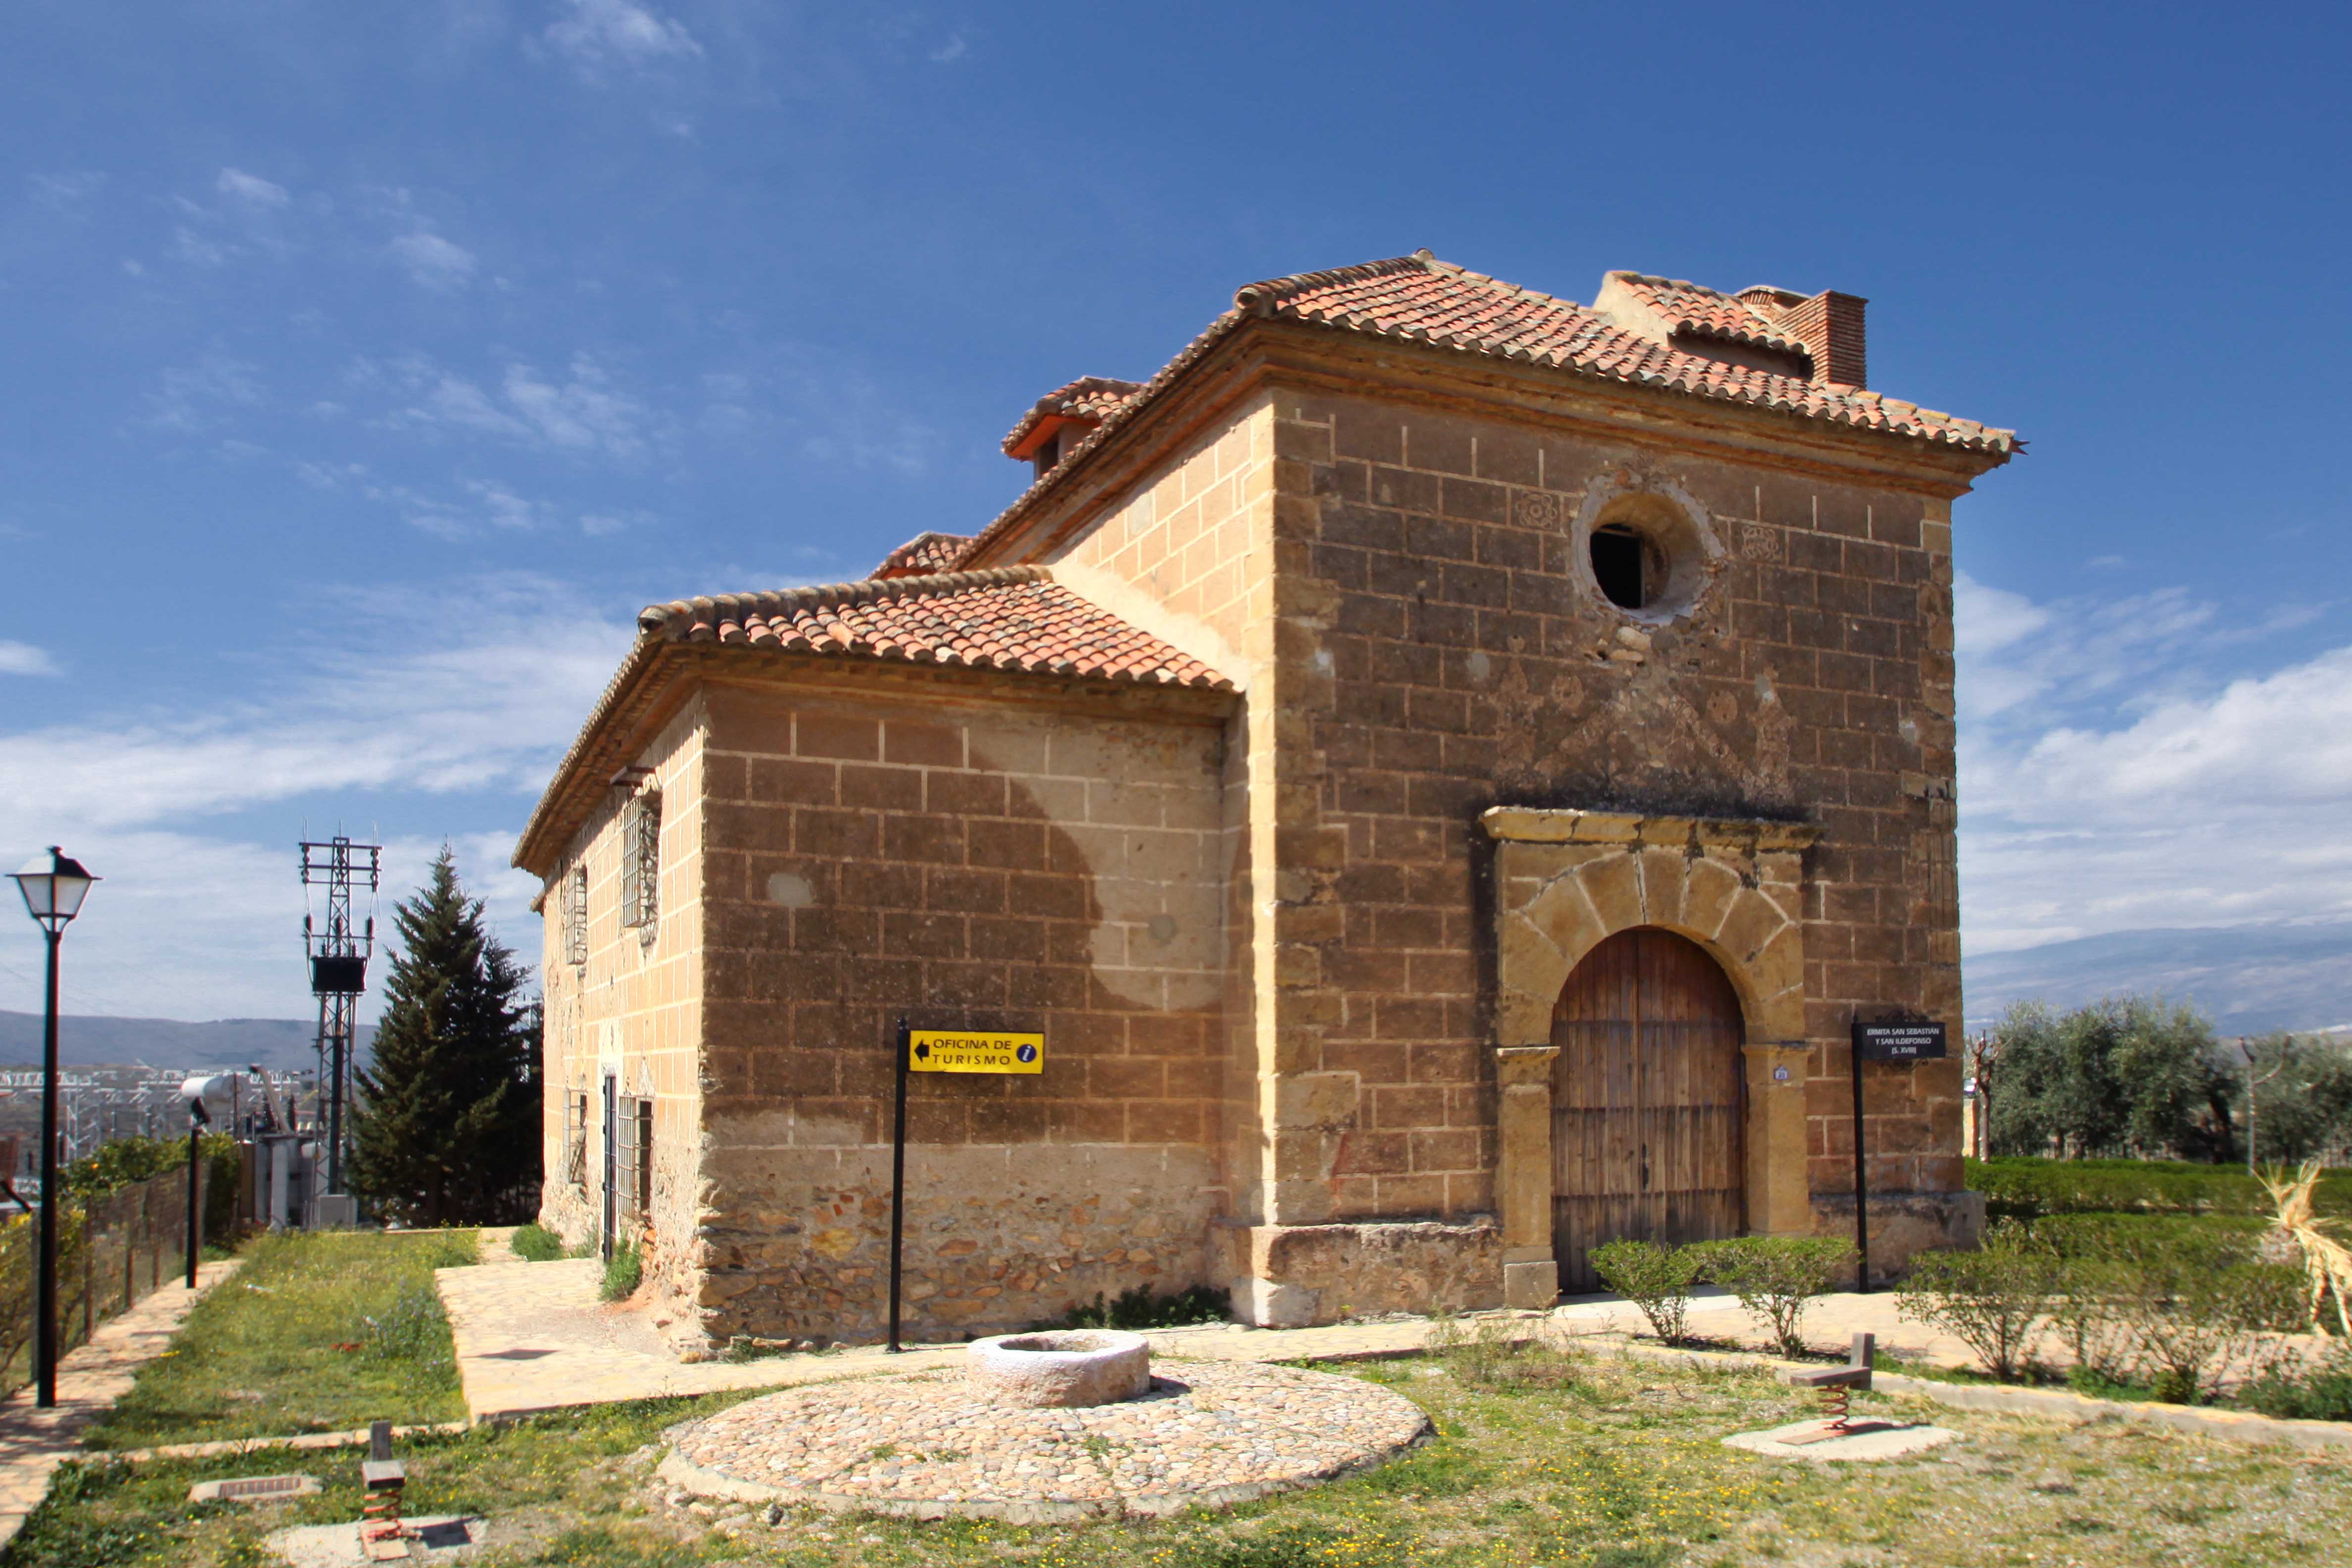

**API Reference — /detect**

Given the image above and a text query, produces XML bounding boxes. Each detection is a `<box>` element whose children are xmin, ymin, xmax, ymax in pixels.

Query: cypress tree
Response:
<box><xmin>349</xmin><ymin>847</ymin><xmax>540</xmax><ymax>1225</ymax></box>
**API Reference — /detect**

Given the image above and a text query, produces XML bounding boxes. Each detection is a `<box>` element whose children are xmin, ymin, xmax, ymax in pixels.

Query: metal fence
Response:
<box><xmin>0</xmin><ymin>1164</ymin><xmax>194</xmax><ymax>1396</ymax></box>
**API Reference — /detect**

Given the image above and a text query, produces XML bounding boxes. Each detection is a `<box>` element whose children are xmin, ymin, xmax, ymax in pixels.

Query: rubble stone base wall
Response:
<box><xmin>700</xmin><ymin>1137</ymin><xmax>1219</xmax><ymax>1343</ymax></box>
<box><xmin>1810</xmin><ymin>1189</ymin><xmax>1986</xmax><ymax>1286</ymax></box>
<box><xmin>1221</xmin><ymin>1218</ymin><xmax>1503</xmax><ymax>1328</ymax></box>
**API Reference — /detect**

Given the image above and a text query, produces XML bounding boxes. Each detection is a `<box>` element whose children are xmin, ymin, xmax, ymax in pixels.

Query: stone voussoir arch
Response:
<box><xmin>1480</xmin><ymin>806</ymin><xmax>1821</xmax><ymax>1309</ymax></box>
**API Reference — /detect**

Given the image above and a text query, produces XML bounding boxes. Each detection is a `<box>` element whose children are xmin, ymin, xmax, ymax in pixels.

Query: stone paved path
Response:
<box><xmin>0</xmin><ymin>1258</ymin><xmax>239</xmax><ymax>1550</ymax></box>
<box><xmin>435</xmin><ymin>1264</ymin><xmax>2004</xmax><ymax>1424</ymax></box>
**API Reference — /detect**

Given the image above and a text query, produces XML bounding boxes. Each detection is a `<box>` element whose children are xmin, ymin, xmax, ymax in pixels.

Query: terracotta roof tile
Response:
<box><xmin>871</xmin><ymin>531</ymin><xmax>974</xmax><ymax>579</ymax></box>
<box><xmin>1236</xmin><ymin>254</ymin><xmax>2011</xmax><ymax>451</ymax></box>
<box><xmin>963</xmin><ymin>251</ymin><xmax>2015</xmax><ymax>567</ymax></box>
<box><xmin>1000</xmin><ymin>376</ymin><xmax>1144</xmax><ymax>458</ymax></box>
<box><xmin>1606</xmin><ymin>273</ymin><xmax>1810</xmax><ymax>355</ymax></box>
<box><xmin>638</xmin><ymin>567</ymin><xmax>1231</xmax><ymax>690</ymax></box>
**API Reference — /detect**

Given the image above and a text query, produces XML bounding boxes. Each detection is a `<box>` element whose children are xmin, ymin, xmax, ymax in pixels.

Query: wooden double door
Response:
<box><xmin>1551</xmin><ymin>927</ymin><xmax>1747</xmax><ymax>1293</ymax></box>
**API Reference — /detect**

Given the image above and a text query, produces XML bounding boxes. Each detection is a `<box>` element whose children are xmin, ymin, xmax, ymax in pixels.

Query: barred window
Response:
<box><xmin>562</xmin><ymin>1092</ymin><xmax>588</xmax><ymax>1188</ymax></box>
<box><xmin>619</xmin><ymin>789</ymin><xmax>662</xmax><ymax>935</ymax></box>
<box><xmin>614</xmin><ymin>1095</ymin><xmax>654</xmax><ymax>1223</ymax></box>
<box><xmin>562</xmin><ymin>863</ymin><xmax>588</xmax><ymax>967</ymax></box>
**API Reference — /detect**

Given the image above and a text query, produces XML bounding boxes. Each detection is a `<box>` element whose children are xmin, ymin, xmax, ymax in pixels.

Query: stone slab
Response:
<box><xmin>265</xmin><ymin>1515</ymin><xmax>488</xmax><ymax>1567</ymax></box>
<box><xmin>1722</xmin><ymin>1418</ymin><xmax>1958</xmax><ymax>1462</ymax></box>
<box><xmin>659</xmin><ymin>1357</ymin><xmax>1429</xmax><ymax>1522</ymax></box>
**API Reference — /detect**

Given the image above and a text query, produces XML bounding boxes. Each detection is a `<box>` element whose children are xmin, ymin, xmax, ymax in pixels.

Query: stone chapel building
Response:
<box><xmin>517</xmin><ymin>252</ymin><xmax>2015</xmax><ymax>1347</ymax></box>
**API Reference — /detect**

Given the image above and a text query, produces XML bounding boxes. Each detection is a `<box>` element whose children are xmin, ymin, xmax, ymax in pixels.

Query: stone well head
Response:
<box><xmin>966</xmin><ymin>1329</ymin><xmax>1151</xmax><ymax>1408</ymax></box>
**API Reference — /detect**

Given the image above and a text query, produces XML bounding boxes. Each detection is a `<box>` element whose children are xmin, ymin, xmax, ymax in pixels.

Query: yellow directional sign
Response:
<box><xmin>908</xmin><ymin>1030</ymin><xmax>1044</xmax><ymax>1074</ymax></box>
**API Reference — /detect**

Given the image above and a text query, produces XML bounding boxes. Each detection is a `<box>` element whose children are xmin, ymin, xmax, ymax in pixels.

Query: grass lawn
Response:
<box><xmin>81</xmin><ymin>1227</ymin><xmax>477</xmax><ymax>1451</ymax></box>
<box><xmin>26</xmin><ymin>1331</ymin><xmax>2352</xmax><ymax>1568</ymax></box>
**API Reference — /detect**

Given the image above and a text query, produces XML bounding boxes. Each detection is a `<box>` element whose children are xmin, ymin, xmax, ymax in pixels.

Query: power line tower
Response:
<box><xmin>301</xmin><ymin>836</ymin><xmax>380</xmax><ymax>1196</ymax></box>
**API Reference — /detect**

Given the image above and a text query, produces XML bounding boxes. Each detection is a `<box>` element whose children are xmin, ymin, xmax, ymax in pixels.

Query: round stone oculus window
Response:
<box><xmin>1583</xmin><ymin>492</ymin><xmax>1710</xmax><ymax>622</ymax></box>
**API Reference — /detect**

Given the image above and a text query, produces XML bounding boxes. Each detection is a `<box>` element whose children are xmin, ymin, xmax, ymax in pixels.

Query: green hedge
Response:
<box><xmin>1965</xmin><ymin>1156</ymin><xmax>2352</xmax><ymax>1220</ymax></box>
<box><xmin>63</xmin><ymin>1132</ymin><xmax>243</xmax><ymax>1245</ymax></box>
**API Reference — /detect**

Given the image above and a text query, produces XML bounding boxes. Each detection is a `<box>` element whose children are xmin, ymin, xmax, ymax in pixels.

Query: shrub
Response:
<box><xmin>2238</xmin><ymin>1343</ymin><xmax>2352</xmax><ymax>1421</ymax></box>
<box><xmin>360</xmin><ymin>1282</ymin><xmax>454</xmax><ymax>1373</ymax></box>
<box><xmin>599</xmin><ymin>1241</ymin><xmax>642</xmax><ymax>1302</ymax></box>
<box><xmin>2116</xmin><ymin>1242</ymin><xmax>2305</xmax><ymax>1403</ymax></box>
<box><xmin>1968</xmin><ymin>1156</ymin><xmax>2352</xmax><ymax>1222</ymax></box>
<box><xmin>2047</xmin><ymin>1255</ymin><xmax>2136</xmax><ymax>1385</ymax></box>
<box><xmin>1590</xmin><ymin>1239</ymin><xmax>1701</xmax><ymax>1344</ymax></box>
<box><xmin>510</xmin><ymin>1223</ymin><xmax>568</xmax><ymax>1263</ymax></box>
<box><xmin>1690</xmin><ymin>1236</ymin><xmax>1851</xmax><ymax>1358</ymax></box>
<box><xmin>1058</xmin><ymin>1283</ymin><xmax>1228</xmax><ymax>1330</ymax></box>
<box><xmin>1895</xmin><ymin>1218</ymin><xmax>2058</xmax><ymax>1381</ymax></box>
<box><xmin>2042</xmin><ymin>1224</ymin><xmax>2307</xmax><ymax>1402</ymax></box>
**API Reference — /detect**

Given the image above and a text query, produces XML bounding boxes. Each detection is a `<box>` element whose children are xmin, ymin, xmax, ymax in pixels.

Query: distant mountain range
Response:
<box><xmin>1965</xmin><ymin>922</ymin><xmax>2352</xmax><ymax>1037</ymax></box>
<box><xmin>0</xmin><ymin>1011</ymin><xmax>372</xmax><ymax>1073</ymax></box>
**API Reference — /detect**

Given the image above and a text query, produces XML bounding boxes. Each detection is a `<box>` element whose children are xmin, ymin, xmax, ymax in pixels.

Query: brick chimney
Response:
<box><xmin>1778</xmin><ymin>290</ymin><xmax>1867</xmax><ymax>389</ymax></box>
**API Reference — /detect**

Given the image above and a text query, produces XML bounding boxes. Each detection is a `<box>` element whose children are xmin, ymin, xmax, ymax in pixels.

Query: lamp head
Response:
<box><xmin>180</xmin><ymin>1075</ymin><xmax>228</xmax><ymax>1126</ymax></box>
<box><xmin>9</xmin><ymin>847</ymin><xmax>98</xmax><ymax>934</ymax></box>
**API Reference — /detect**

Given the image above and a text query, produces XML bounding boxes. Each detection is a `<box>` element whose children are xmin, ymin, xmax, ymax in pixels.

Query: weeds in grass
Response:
<box><xmin>82</xmin><ymin>1228</ymin><xmax>473</xmax><ymax>1449</ymax></box>
<box><xmin>22</xmin><ymin>1304</ymin><xmax>2352</xmax><ymax>1568</ymax></box>
<box><xmin>600</xmin><ymin>1240</ymin><xmax>642</xmax><ymax>1302</ymax></box>
<box><xmin>1427</xmin><ymin>1315</ymin><xmax>1592</xmax><ymax>1394</ymax></box>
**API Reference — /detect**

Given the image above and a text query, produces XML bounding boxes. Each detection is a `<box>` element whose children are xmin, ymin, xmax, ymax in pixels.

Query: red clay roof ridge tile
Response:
<box><xmin>999</xmin><ymin>376</ymin><xmax>1146</xmax><ymax>457</ymax></box>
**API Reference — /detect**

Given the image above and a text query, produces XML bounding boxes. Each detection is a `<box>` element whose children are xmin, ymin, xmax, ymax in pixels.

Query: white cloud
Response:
<box><xmin>0</xmin><ymin>582</ymin><xmax>623</xmax><ymax>833</ymax></box>
<box><xmin>0</xmin><ymin>578</ymin><xmax>629</xmax><ymax>1017</ymax></box>
<box><xmin>215</xmin><ymin>167</ymin><xmax>290</xmax><ymax>208</ymax></box>
<box><xmin>362</xmin><ymin>477</ymin><xmax>556</xmax><ymax>541</ymax></box>
<box><xmin>1958</xmin><ymin>573</ymin><xmax>2352</xmax><ymax>957</ymax></box>
<box><xmin>383</xmin><ymin>353</ymin><xmax>659</xmax><ymax>460</ymax></box>
<box><xmin>930</xmin><ymin>32</ymin><xmax>968</xmax><ymax>64</ymax></box>
<box><xmin>29</xmin><ymin>171</ymin><xmax>105</xmax><ymax>209</ymax></box>
<box><xmin>544</xmin><ymin>0</ymin><xmax>702</xmax><ymax>75</ymax></box>
<box><xmin>148</xmin><ymin>354</ymin><xmax>264</xmax><ymax>431</ymax></box>
<box><xmin>0</xmin><ymin>642</ymin><xmax>59</xmax><ymax>677</ymax></box>
<box><xmin>390</xmin><ymin>230</ymin><xmax>477</xmax><ymax>289</ymax></box>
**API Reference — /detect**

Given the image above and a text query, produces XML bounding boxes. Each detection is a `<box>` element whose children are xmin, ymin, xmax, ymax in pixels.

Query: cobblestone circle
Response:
<box><xmin>658</xmin><ymin>1358</ymin><xmax>1431</xmax><ymax>1523</ymax></box>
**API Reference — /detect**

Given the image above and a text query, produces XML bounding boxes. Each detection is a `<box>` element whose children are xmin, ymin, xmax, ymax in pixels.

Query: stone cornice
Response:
<box><xmin>1480</xmin><ymin>806</ymin><xmax>1822</xmax><ymax>852</ymax></box>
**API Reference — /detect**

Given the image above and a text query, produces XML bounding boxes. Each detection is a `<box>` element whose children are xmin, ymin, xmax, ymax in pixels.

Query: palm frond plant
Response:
<box><xmin>2259</xmin><ymin>1160</ymin><xmax>2352</xmax><ymax>1337</ymax></box>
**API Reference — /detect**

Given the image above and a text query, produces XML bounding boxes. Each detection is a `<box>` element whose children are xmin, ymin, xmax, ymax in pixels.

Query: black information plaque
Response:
<box><xmin>1852</xmin><ymin>1021</ymin><xmax>1948</xmax><ymax>1061</ymax></box>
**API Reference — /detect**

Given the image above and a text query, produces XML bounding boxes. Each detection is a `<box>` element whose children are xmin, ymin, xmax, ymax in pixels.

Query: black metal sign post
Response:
<box><xmin>1850</xmin><ymin>1039</ymin><xmax>1869</xmax><ymax>1294</ymax></box>
<box><xmin>887</xmin><ymin>1015</ymin><xmax>910</xmax><ymax>1354</ymax></box>
<box><xmin>1848</xmin><ymin>1021</ymin><xmax>1949</xmax><ymax>1295</ymax></box>
<box><xmin>884</xmin><ymin>1023</ymin><xmax>1046</xmax><ymax>1355</ymax></box>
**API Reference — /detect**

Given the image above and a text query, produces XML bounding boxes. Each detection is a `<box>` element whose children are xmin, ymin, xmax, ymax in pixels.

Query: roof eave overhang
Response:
<box><xmin>513</xmin><ymin>636</ymin><xmax>681</xmax><ymax>879</ymax></box>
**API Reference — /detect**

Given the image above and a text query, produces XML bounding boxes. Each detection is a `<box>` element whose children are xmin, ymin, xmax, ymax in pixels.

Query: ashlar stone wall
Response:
<box><xmin>1236</xmin><ymin>379</ymin><xmax>1971</xmax><ymax>1304</ymax></box>
<box><xmin>690</xmin><ymin>669</ymin><xmax>1234</xmax><ymax>1343</ymax></box>
<box><xmin>537</xmin><ymin>698</ymin><xmax>708</xmax><ymax>1327</ymax></box>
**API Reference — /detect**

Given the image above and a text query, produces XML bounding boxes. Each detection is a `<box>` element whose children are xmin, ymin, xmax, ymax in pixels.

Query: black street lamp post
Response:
<box><xmin>180</xmin><ymin>1077</ymin><xmax>224</xmax><ymax>1288</ymax></box>
<box><xmin>9</xmin><ymin>847</ymin><xmax>98</xmax><ymax>1409</ymax></box>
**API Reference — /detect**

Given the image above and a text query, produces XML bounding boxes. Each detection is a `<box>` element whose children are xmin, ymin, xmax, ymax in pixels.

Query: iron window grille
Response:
<box><xmin>562</xmin><ymin>862</ymin><xmax>588</xmax><ymax>967</ymax></box>
<box><xmin>562</xmin><ymin>1092</ymin><xmax>588</xmax><ymax>1188</ymax></box>
<box><xmin>614</xmin><ymin>1095</ymin><xmax>653</xmax><ymax>1224</ymax></box>
<box><xmin>619</xmin><ymin>790</ymin><xmax>662</xmax><ymax>935</ymax></box>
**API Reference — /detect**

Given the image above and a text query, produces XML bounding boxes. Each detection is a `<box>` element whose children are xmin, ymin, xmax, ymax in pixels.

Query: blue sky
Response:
<box><xmin>3</xmin><ymin>1</ymin><xmax>2348</xmax><ymax>1023</ymax></box>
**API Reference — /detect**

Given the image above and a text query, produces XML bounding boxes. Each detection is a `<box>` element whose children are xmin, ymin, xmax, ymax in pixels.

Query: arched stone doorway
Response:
<box><xmin>1550</xmin><ymin>927</ymin><xmax>1747</xmax><ymax>1292</ymax></box>
<box><xmin>1480</xmin><ymin>806</ymin><xmax>1818</xmax><ymax>1309</ymax></box>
